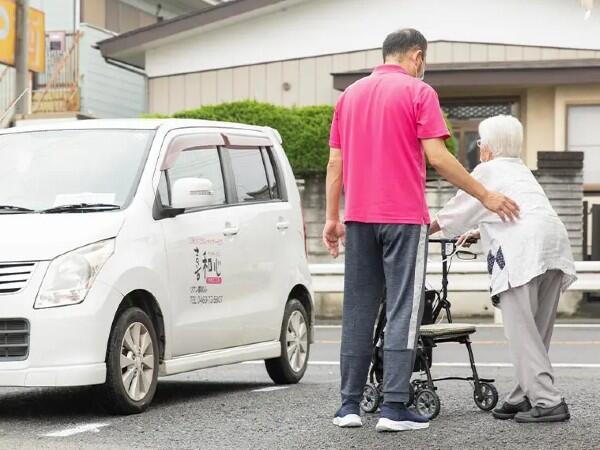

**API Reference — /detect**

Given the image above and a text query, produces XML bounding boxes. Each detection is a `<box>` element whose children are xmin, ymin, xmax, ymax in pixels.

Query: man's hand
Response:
<box><xmin>482</xmin><ymin>191</ymin><xmax>520</xmax><ymax>222</ymax></box>
<box><xmin>323</xmin><ymin>220</ymin><xmax>345</xmax><ymax>258</ymax></box>
<box><xmin>429</xmin><ymin>220</ymin><xmax>440</xmax><ymax>235</ymax></box>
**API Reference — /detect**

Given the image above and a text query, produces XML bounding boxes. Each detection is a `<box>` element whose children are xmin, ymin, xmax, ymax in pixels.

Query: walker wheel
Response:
<box><xmin>415</xmin><ymin>388</ymin><xmax>441</xmax><ymax>420</ymax></box>
<box><xmin>360</xmin><ymin>383</ymin><xmax>381</xmax><ymax>413</ymax></box>
<box><xmin>474</xmin><ymin>382</ymin><xmax>499</xmax><ymax>411</ymax></box>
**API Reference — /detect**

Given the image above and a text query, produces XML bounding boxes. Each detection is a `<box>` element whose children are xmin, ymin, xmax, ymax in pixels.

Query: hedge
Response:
<box><xmin>154</xmin><ymin>100</ymin><xmax>457</xmax><ymax>175</ymax></box>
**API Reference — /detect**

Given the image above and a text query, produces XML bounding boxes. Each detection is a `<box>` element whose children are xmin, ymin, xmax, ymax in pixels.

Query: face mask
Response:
<box><xmin>414</xmin><ymin>55</ymin><xmax>425</xmax><ymax>80</ymax></box>
<box><xmin>417</xmin><ymin>62</ymin><xmax>426</xmax><ymax>81</ymax></box>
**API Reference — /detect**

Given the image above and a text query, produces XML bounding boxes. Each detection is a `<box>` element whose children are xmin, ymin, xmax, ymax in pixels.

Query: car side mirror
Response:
<box><xmin>456</xmin><ymin>250</ymin><xmax>477</xmax><ymax>260</ymax></box>
<box><xmin>171</xmin><ymin>178</ymin><xmax>216</xmax><ymax>209</ymax></box>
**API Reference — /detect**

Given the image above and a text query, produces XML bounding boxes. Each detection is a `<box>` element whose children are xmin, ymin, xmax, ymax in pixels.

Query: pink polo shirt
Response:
<box><xmin>329</xmin><ymin>64</ymin><xmax>449</xmax><ymax>224</ymax></box>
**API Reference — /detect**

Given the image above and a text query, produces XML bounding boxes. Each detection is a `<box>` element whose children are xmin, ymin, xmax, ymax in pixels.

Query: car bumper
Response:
<box><xmin>0</xmin><ymin>263</ymin><xmax>122</xmax><ymax>387</ymax></box>
<box><xmin>0</xmin><ymin>362</ymin><xmax>106</xmax><ymax>387</ymax></box>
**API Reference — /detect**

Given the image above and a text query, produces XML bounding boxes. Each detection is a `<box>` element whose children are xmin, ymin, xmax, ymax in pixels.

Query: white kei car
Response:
<box><xmin>0</xmin><ymin>119</ymin><xmax>314</xmax><ymax>414</ymax></box>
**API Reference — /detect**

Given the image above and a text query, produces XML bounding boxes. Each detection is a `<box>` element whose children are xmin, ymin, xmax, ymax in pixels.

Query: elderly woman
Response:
<box><xmin>429</xmin><ymin>115</ymin><xmax>576</xmax><ymax>423</ymax></box>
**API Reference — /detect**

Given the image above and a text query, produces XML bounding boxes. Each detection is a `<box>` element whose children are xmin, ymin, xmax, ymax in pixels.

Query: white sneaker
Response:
<box><xmin>332</xmin><ymin>414</ymin><xmax>363</xmax><ymax>428</ymax></box>
<box><xmin>375</xmin><ymin>417</ymin><xmax>430</xmax><ymax>432</ymax></box>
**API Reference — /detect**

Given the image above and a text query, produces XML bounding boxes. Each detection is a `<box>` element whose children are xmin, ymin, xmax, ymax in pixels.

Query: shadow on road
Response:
<box><xmin>152</xmin><ymin>379</ymin><xmax>266</xmax><ymax>408</ymax></box>
<box><xmin>0</xmin><ymin>386</ymin><xmax>105</xmax><ymax>422</ymax></box>
<box><xmin>0</xmin><ymin>379</ymin><xmax>268</xmax><ymax>422</ymax></box>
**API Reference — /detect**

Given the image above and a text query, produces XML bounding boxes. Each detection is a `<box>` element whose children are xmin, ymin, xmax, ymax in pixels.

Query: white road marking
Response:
<box><xmin>315</xmin><ymin>324</ymin><xmax>600</xmax><ymax>329</ymax></box>
<box><xmin>316</xmin><ymin>339</ymin><xmax>600</xmax><ymax>345</ymax></box>
<box><xmin>433</xmin><ymin>362</ymin><xmax>600</xmax><ymax>369</ymax></box>
<box><xmin>44</xmin><ymin>423</ymin><xmax>110</xmax><ymax>438</ymax></box>
<box><xmin>251</xmin><ymin>386</ymin><xmax>290</xmax><ymax>393</ymax></box>
<box><xmin>472</xmin><ymin>324</ymin><xmax>600</xmax><ymax>329</ymax></box>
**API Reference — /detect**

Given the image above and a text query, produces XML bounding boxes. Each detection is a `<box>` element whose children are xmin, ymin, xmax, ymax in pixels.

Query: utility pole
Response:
<box><xmin>15</xmin><ymin>0</ymin><xmax>29</xmax><ymax>117</ymax></box>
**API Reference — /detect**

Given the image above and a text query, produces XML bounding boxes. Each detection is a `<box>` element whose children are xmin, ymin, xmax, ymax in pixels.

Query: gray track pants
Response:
<box><xmin>499</xmin><ymin>269</ymin><xmax>563</xmax><ymax>408</ymax></box>
<box><xmin>340</xmin><ymin>222</ymin><xmax>428</xmax><ymax>404</ymax></box>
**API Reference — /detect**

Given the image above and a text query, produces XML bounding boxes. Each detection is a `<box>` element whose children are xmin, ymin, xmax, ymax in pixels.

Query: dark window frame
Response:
<box><xmin>220</xmin><ymin>146</ymin><xmax>288</xmax><ymax>206</ymax></box>
<box><xmin>260</xmin><ymin>147</ymin><xmax>282</xmax><ymax>200</ymax></box>
<box><xmin>154</xmin><ymin>142</ymin><xmax>289</xmax><ymax>220</ymax></box>
<box><xmin>155</xmin><ymin>145</ymin><xmax>229</xmax><ymax>217</ymax></box>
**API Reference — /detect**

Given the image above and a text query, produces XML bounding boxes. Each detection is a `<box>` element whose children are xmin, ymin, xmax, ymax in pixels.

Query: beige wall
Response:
<box><xmin>149</xmin><ymin>49</ymin><xmax>379</xmax><ymax>114</ymax></box>
<box><xmin>149</xmin><ymin>41</ymin><xmax>600</xmax><ymax>115</ymax></box>
<box><xmin>81</xmin><ymin>0</ymin><xmax>106</xmax><ymax>29</ymax></box>
<box><xmin>523</xmin><ymin>87</ymin><xmax>555</xmax><ymax>168</ymax></box>
<box><xmin>82</xmin><ymin>0</ymin><xmax>156</xmax><ymax>33</ymax></box>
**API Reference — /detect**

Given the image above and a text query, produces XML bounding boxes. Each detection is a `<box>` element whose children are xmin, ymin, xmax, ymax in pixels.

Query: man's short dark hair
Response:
<box><xmin>382</xmin><ymin>28</ymin><xmax>428</xmax><ymax>61</ymax></box>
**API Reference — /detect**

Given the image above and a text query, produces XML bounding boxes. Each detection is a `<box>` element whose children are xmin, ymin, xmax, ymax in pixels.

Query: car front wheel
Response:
<box><xmin>95</xmin><ymin>307</ymin><xmax>159</xmax><ymax>414</ymax></box>
<box><xmin>265</xmin><ymin>298</ymin><xmax>310</xmax><ymax>384</ymax></box>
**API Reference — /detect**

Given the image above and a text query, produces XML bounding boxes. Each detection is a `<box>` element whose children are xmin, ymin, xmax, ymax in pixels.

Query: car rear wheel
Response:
<box><xmin>265</xmin><ymin>299</ymin><xmax>310</xmax><ymax>384</ymax></box>
<box><xmin>95</xmin><ymin>307</ymin><xmax>159</xmax><ymax>415</ymax></box>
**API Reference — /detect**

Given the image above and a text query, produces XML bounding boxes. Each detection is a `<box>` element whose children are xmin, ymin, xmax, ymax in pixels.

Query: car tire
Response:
<box><xmin>265</xmin><ymin>298</ymin><xmax>310</xmax><ymax>384</ymax></box>
<box><xmin>95</xmin><ymin>307</ymin><xmax>159</xmax><ymax>415</ymax></box>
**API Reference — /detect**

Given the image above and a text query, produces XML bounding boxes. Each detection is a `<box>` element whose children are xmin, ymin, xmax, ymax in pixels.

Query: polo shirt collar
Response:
<box><xmin>373</xmin><ymin>64</ymin><xmax>409</xmax><ymax>75</ymax></box>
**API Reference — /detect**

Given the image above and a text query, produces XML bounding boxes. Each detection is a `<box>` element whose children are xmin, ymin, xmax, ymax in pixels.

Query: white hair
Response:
<box><xmin>478</xmin><ymin>115</ymin><xmax>523</xmax><ymax>158</ymax></box>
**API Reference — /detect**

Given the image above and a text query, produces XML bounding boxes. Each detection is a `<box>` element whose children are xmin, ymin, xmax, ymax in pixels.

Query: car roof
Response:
<box><xmin>0</xmin><ymin>118</ymin><xmax>269</xmax><ymax>135</ymax></box>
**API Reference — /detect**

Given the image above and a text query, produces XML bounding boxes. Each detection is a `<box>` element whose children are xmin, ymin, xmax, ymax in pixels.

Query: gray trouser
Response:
<box><xmin>499</xmin><ymin>270</ymin><xmax>563</xmax><ymax>408</ymax></box>
<box><xmin>340</xmin><ymin>222</ymin><xmax>428</xmax><ymax>404</ymax></box>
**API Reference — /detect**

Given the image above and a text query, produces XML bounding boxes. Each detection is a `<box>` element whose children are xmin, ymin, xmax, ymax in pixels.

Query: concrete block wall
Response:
<box><xmin>300</xmin><ymin>174</ymin><xmax>458</xmax><ymax>264</ymax></box>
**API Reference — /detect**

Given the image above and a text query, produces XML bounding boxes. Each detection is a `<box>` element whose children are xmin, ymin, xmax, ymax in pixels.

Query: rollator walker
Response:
<box><xmin>360</xmin><ymin>237</ymin><xmax>499</xmax><ymax>419</ymax></box>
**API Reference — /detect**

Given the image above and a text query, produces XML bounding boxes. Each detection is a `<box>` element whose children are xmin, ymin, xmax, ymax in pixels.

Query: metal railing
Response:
<box><xmin>0</xmin><ymin>88</ymin><xmax>30</xmax><ymax>127</ymax></box>
<box><xmin>35</xmin><ymin>32</ymin><xmax>80</xmax><ymax>88</ymax></box>
<box><xmin>31</xmin><ymin>31</ymin><xmax>82</xmax><ymax>114</ymax></box>
<box><xmin>0</xmin><ymin>65</ymin><xmax>17</xmax><ymax>126</ymax></box>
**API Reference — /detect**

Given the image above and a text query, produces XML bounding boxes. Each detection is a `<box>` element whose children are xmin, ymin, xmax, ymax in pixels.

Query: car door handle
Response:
<box><xmin>223</xmin><ymin>226</ymin><xmax>239</xmax><ymax>236</ymax></box>
<box><xmin>276</xmin><ymin>221</ymin><xmax>290</xmax><ymax>231</ymax></box>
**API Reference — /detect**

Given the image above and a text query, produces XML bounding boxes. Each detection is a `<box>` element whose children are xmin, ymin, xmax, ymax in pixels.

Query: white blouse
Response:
<box><xmin>436</xmin><ymin>158</ymin><xmax>577</xmax><ymax>297</ymax></box>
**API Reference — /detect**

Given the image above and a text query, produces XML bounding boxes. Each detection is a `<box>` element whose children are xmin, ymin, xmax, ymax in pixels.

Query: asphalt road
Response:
<box><xmin>1</xmin><ymin>323</ymin><xmax>599</xmax><ymax>450</ymax></box>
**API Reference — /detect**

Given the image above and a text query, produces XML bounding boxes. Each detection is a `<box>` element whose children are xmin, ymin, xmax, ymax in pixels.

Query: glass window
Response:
<box><xmin>0</xmin><ymin>129</ymin><xmax>153</xmax><ymax>212</ymax></box>
<box><xmin>157</xmin><ymin>173</ymin><xmax>170</xmax><ymax>205</ymax></box>
<box><xmin>568</xmin><ymin>105</ymin><xmax>600</xmax><ymax>185</ymax></box>
<box><xmin>165</xmin><ymin>147</ymin><xmax>226</xmax><ymax>207</ymax></box>
<box><xmin>261</xmin><ymin>148</ymin><xmax>280</xmax><ymax>199</ymax></box>
<box><xmin>228</xmin><ymin>148</ymin><xmax>271</xmax><ymax>202</ymax></box>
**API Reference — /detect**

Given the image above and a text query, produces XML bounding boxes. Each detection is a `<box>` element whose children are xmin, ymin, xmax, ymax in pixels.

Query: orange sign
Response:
<box><xmin>0</xmin><ymin>0</ymin><xmax>45</xmax><ymax>73</ymax></box>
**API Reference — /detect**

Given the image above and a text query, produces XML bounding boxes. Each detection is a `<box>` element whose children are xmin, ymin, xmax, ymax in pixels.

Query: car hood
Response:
<box><xmin>0</xmin><ymin>213</ymin><xmax>125</xmax><ymax>262</ymax></box>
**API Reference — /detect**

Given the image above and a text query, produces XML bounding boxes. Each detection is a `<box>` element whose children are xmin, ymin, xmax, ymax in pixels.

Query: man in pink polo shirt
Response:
<box><xmin>325</xmin><ymin>29</ymin><xmax>519</xmax><ymax>432</ymax></box>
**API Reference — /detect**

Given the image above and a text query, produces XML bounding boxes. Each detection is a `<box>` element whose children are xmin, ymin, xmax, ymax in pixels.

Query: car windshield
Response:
<box><xmin>0</xmin><ymin>129</ymin><xmax>154</xmax><ymax>212</ymax></box>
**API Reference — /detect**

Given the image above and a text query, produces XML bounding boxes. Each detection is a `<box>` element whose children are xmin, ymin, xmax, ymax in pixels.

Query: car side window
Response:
<box><xmin>227</xmin><ymin>147</ymin><xmax>272</xmax><ymax>202</ymax></box>
<box><xmin>161</xmin><ymin>147</ymin><xmax>226</xmax><ymax>207</ymax></box>
<box><xmin>261</xmin><ymin>148</ymin><xmax>280</xmax><ymax>200</ymax></box>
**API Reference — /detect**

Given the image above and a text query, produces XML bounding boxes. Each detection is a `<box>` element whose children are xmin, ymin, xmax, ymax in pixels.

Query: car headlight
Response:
<box><xmin>35</xmin><ymin>239</ymin><xmax>115</xmax><ymax>309</ymax></box>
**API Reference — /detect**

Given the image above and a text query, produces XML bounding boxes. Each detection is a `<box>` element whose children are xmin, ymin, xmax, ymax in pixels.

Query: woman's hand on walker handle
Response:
<box><xmin>457</xmin><ymin>229</ymin><xmax>480</xmax><ymax>247</ymax></box>
<box><xmin>482</xmin><ymin>191</ymin><xmax>520</xmax><ymax>222</ymax></box>
<box><xmin>323</xmin><ymin>219</ymin><xmax>345</xmax><ymax>258</ymax></box>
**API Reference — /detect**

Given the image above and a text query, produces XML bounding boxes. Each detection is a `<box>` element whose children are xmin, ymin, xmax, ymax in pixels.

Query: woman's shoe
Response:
<box><xmin>492</xmin><ymin>398</ymin><xmax>532</xmax><ymax>420</ymax></box>
<box><xmin>514</xmin><ymin>400</ymin><xmax>570</xmax><ymax>423</ymax></box>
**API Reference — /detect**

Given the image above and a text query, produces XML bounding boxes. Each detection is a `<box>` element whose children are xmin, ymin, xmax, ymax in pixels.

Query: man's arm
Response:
<box><xmin>422</xmin><ymin>138</ymin><xmax>519</xmax><ymax>221</ymax></box>
<box><xmin>322</xmin><ymin>148</ymin><xmax>345</xmax><ymax>258</ymax></box>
